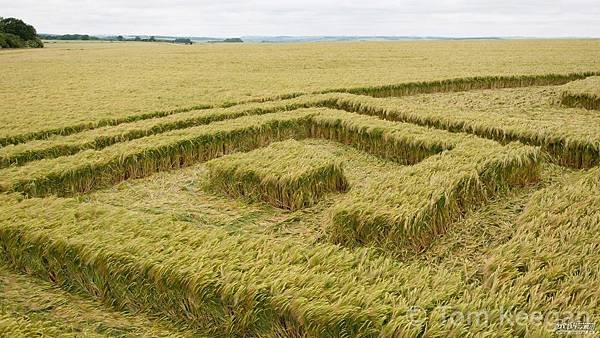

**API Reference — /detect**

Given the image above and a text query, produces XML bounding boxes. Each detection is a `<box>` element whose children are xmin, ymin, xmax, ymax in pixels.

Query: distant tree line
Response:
<box><xmin>40</xmin><ymin>34</ymin><xmax>101</xmax><ymax>41</ymax></box>
<box><xmin>39</xmin><ymin>34</ymin><xmax>194</xmax><ymax>44</ymax></box>
<box><xmin>0</xmin><ymin>22</ymin><xmax>244</xmax><ymax>47</ymax></box>
<box><xmin>39</xmin><ymin>34</ymin><xmax>158</xmax><ymax>42</ymax></box>
<box><xmin>118</xmin><ymin>36</ymin><xmax>193</xmax><ymax>44</ymax></box>
<box><xmin>0</xmin><ymin>17</ymin><xmax>44</xmax><ymax>48</ymax></box>
<box><xmin>207</xmin><ymin>38</ymin><xmax>243</xmax><ymax>43</ymax></box>
<box><xmin>173</xmin><ymin>38</ymin><xmax>192</xmax><ymax>44</ymax></box>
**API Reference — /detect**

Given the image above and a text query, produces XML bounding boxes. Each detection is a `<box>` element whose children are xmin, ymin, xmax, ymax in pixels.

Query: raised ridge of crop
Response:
<box><xmin>318</xmin><ymin>93</ymin><xmax>600</xmax><ymax>168</ymax></box>
<box><xmin>5</xmin><ymin>86</ymin><xmax>599</xmax><ymax>172</ymax></box>
<box><xmin>0</xmin><ymin>110</ymin><xmax>315</xmax><ymax>197</ymax></box>
<box><xmin>205</xmin><ymin>140</ymin><xmax>348</xmax><ymax>210</ymax></box>
<box><xmin>3</xmin><ymin>71</ymin><xmax>597</xmax><ymax>148</ymax></box>
<box><xmin>0</xmin><ymin>192</ymin><xmax>503</xmax><ymax>336</ymax></box>
<box><xmin>0</xmin><ymin>93</ymin><xmax>306</xmax><ymax>148</ymax></box>
<box><xmin>323</xmin><ymin>71</ymin><xmax>599</xmax><ymax>98</ymax></box>
<box><xmin>560</xmin><ymin>76</ymin><xmax>600</xmax><ymax>110</ymax></box>
<box><xmin>4</xmin><ymin>165</ymin><xmax>594</xmax><ymax>338</ymax></box>
<box><xmin>2</xmin><ymin>65</ymin><xmax>598</xmax><ymax>337</ymax></box>
<box><xmin>0</xmin><ymin>103</ymin><xmax>213</xmax><ymax>148</ymax></box>
<box><xmin>0</xmin><ymin>97</ymin><xmax>331</xmax><ymax>169</ymax></box>
<box><xmin>0</xmin><ymin>109</ymin><xmax>457</xmax><ymax>197</ymax></box>
<box><xmin>0</xmin><ymin>108</ymin><xmax>540</xmax><ymax>254</ymax></box>
<box><xmin>328</xmin><ymin>138</ymin><xmax>540</xmax><ymax>251</ymax></box>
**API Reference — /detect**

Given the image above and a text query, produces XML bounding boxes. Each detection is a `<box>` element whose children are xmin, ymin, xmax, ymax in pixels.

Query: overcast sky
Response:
<box><xmin>1</xmin><ymin>0</ymin><xmax>599</xmax><ymax>37</ymax></box>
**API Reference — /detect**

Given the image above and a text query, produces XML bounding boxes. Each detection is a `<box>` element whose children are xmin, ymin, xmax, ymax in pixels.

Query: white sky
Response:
<box><xmin>1</xmin><ymin>0</ymin><xmax>599</xmax><ymax>37</ymax></box>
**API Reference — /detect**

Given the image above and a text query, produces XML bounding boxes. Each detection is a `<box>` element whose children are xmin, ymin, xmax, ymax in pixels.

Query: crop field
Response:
<box><xmin>1</xmin><ymin>40</ymin><xmax>599</xmax><ymax>337</ymax></box>
<box><xmin>561</xmin><ymin>76</ymin><xmax>600</xmax><ymax>110</ymax></box>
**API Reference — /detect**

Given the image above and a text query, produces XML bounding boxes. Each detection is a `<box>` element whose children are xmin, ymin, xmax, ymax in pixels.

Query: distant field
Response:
<box><xmin>1</xmin><ymin>39</ymin><xmax>600</xmax><ymax>140</ymax></box>
<box><xmin>1</xmin><ymin>40</ymin><xmax>599</xmax><ymax>336</ymax></box>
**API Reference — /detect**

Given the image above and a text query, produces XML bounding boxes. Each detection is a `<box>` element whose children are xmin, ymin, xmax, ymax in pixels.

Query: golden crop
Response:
<box><xmin>2</xmin><ymin>39</ymin><xmax>600</xmax><ymax>140</ymax></box>
<box><xmin>1</xmin><ymin>40</ymin><xmax>599</xmax><ymax>336</ymax></box>
<box><xmin>560</xmin><ymin>76</ymin><xmax>600</xmax><ymax>109</ymax></box>
<box><xmin>206</xmin><ymin>139</ymin><xmax>348</xmax><ymax>210</ymax></box>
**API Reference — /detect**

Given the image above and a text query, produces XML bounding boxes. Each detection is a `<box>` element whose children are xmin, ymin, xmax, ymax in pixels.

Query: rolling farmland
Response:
<box><xmin>1</xmin><ymin>40</ymin><xmax>599</xmax><ymax>337</ymax></box>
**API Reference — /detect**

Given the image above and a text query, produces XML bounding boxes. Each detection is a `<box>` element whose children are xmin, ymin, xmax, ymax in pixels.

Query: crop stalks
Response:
<box><xmin>482</xmin><ymin>165</ymin><xmax>600</xmax><ymax>319</ymax></box>
<box><xmin>558</xmin><ymin>75</ymin><xmax>600</xmax><ymax>110</ymax></box>
<box><xmin>6</xmin><ymin>119</ymin><xmax>311</xmax><ymax>197</ymax></box>
<box><xmin>319</xmin><ymin>95</ymin><xmax>599</xmax><ymax>169</ymax></box>
<box><xmin>0</xmin><ymin>96</ymin><xmax>310</xmax><ymax>148</ymax></box>
<box><xmin>0</xmin><ymin>94</ymin><xmax>320</xmax><ymax>150</ymax></box>
<box><xmin>0</xmin><ymin>104</ymin><xmax>217</xmax><ymax>148</ymax></box>
<box><xmin>0</xmin><ymin>314</ymin><xmax>35</xmax><ymax>337</ymax></box>
<box><xmin>328</xmin><ymin>142</ymin><xmax>541</xmax><ymax>251</ymax></box>
<box><xmin>325</xmin><ymin>72</ymin><xmax>600</xmax><ymax>98</ymax></box>
<box><xmin>205</xmin><ymin>140</ymin><xmax>348</xmax><ymax>210</ymax></box>
<box><xmin>6</xmin><ymin>89</ymin><xmax>597</xmax><ymax>170</ymax></box>
<box><xmin>4</xmin><ymin>71</ymin><xmax>598</xmax><ymax>150</ymax></box>
<box><xmin>0</xmin><ymin>222</ymin><xmax>305</xmax><ymax>336</ymax></box>
<box><xmin>0</xmin><ymin>109</ymin><xmax>454</xmax><ymax>198</ymax></box>
<box><xmin>0</xmin><ymin>108</ymin><xmax>543</xmax><ymax>254</ymax></box>
<box><xmin>560</xmin><ymin>93</ymin><xmax>600</xmax><ymax>110</ymax></box>
<box><xmin>0</xmin><ymin>101</ymin><xmax>331</xmax><ymax>169</ymax></box>
<box><xmin>2</xmin><ymin>108</ymin><xmax>542</xmax><ymax>253</ymax></box>
<box><xmin>0</xmin><ymin>194</ymin><xmax>450</xmax><ymax>336</ymax></box>
<box><xmin>309</xmin><ymin>111</ymin><xmax>451</xmax><ymax>165</ymax></box>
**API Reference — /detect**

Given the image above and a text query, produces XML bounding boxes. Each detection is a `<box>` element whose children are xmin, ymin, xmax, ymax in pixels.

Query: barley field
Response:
<box><xmin>1</xmin><ymin>39</ymin><xmax>599</xmax><ymax>337</ymax></box>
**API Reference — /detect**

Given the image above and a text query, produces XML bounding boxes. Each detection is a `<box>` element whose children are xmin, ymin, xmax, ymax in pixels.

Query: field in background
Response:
<box><xmin>1</xmin><ymin>40</ymin><xmax>599</xmax><ymax>337</ymax></box>
<box><xmin>1</xmin><ymin>39</ymin><xmax>600</xmax><ymax>139</ymax></box>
